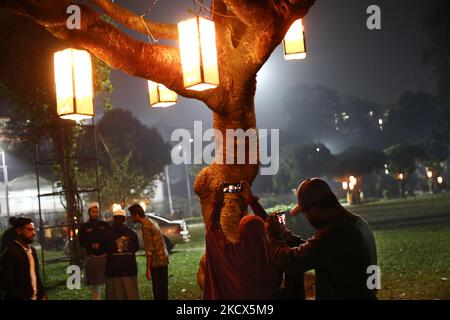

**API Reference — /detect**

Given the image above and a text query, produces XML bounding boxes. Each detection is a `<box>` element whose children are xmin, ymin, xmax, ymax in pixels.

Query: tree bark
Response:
<box><xmin>195</xmin><ymin>77</ymin><xmax>259</xmax><ymax>242</ymax></box>
<box><xmin>0</xmin><ymin>0</ymin><xmax>317</xmax><ymax>250</ymax></box>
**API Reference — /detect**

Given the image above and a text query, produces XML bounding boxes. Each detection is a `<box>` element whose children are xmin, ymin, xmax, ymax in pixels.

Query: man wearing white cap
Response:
<box><xmin>104</xmin><ymin>209</ymin><xmax>140</xmax><ymax>300</ymax></box>
<box><xmin>78</xmin><ymin>202</ymin><xmax>110</xmax><ymax>300</ymax></box>
<box><xmin>242</xmin><ymin>178</ymin><xmax>378</xmax><ymax>300</ymax></box>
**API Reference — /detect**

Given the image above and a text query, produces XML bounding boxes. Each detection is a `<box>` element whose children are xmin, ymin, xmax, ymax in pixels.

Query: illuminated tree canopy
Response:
<box><xmin>0</xmin><ymin>0</ymin><xmax>316</xmax><ymax>242</ymax></box>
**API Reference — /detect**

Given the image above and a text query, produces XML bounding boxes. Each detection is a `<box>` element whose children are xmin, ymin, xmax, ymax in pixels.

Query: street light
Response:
<box><xmin>178</xmin><ymin>140</ymin><xmax>193</xmax><ymax>217</ymax></box>
<box><xmin>0</xmin><ymin>150</ymin><xmax>9</xmax><ymax>218</ymax></box>
<box><xmin>426</xmin><ymin>169</ymin><xmax>434</xmax><ymax>193</ymax></box>
<box><xmin>349</xmin><ymin>182</ymin><xmax>355</xmax><ymax>191</ymax></box>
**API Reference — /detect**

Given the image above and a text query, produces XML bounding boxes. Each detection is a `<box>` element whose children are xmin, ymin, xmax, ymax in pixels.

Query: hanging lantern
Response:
<box><xmin>54</xmin><ymin>48</ymin><xmax>94</xmax><ymax>121</ymax></box>
<box><xmin>178</xmin><ymin>16</ymin><xmax>219</xmax><ymax>91</ymax></box>
<box><xmin>148</xmin><ymin>81</ymin><xmax>177</xmax><ymax>108</ymax></box>
<box><xmin>283</xmin><ymin>19</ymin><xmax>307</xmax><ymax>60</ymax></box>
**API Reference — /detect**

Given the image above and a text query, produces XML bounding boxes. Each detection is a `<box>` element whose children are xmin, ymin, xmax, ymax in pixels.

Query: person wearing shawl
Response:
<box><xmin>203</xmin><ymin>185</ymin><xmax>281</xmax><ymax>300</ymax></box>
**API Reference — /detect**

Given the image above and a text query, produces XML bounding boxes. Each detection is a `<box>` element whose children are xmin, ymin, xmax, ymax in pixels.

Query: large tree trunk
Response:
<box><xmin>194</xmin><ymin>77</ymin><xmax>259</xmax><ymax>243</ymax></box>
<box><xmin>55</xmin><ymin>120</ymin><xmax>82</xmax><ymax>265</ymax></box>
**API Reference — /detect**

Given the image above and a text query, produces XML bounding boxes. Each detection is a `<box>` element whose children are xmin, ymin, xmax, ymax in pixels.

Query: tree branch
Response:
<box><xmin>230</xmin><ymin>0</ymin><xmax>316</xmax><ymax>76</ymax></box>
<box><xmin>273</xmin><ymin>0</ymin><xmax>316</xmax><ymax>22</ymax></box>
<box><xmin>222</xmin><ymin>0</ymin><xmax>272</xmax><ymax>27</ymax></box>
<box><xmin>91</xmin><ymin>0</ymin><xmax>178</xmax><ymax>41</ymax></box>
<box><xmin>0</xmin><ymin>0</ymin><xmax>223</xmax><ymax>109</ymax></box>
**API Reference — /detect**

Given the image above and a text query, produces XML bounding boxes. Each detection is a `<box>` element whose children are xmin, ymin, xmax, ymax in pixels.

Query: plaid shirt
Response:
<box><xmin>142</xmin><ymin>217</ymin><xmax>169</xmax><ymax>266</ymax></box>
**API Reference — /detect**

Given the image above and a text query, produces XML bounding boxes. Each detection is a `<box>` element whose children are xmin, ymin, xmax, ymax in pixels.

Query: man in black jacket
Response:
<box><xmin>105</xmin><ymin>209</ymin><xmax>140</xmax><ymax>300</ymax></box>
<box><xmin>1</xmin><ymin>217</ymin><xmax>46</xmax><ymax>300</ymax></box>
<box><xmin>78</xmin><ymin>202</ymin><xmax>109</xmax><ymax>300</ymax></box>
<box><xmin>267</xmin><ymin>178</ymin><xmax>378</xmax><ymax>300</ymax></box>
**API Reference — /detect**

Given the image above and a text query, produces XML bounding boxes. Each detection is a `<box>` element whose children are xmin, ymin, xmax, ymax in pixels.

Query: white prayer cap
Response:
<box><xmin>88</xmin><ymin>202</ymin><xmax>99</xmax><ymax>210</ymax></box>
<box><xmin>113</xmin><ymin>209</ymin><xmax>126</xmax><ymax>217</ymax></box>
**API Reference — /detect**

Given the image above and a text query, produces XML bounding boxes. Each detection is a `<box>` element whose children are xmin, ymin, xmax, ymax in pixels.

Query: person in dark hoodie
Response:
<box><xmin>78</xmin><ymin>202</ymin><xmax>109</xmax><ymax>300</ymax></box>
<box><xmin>1</xmin><ymin>217</ymin><xmax>46</xmax><ymax>300</ymax></box>
<box><xmin>105</xmin><ymin>209</ymin><xmax>140</xmax><ymax>300</ymax></box>
<box><xmin>1</xmin><ymin>217</ymin><xmax>17</xmax><ymax>254</ymax></box>
<box><xmin>203</xmin><ymin>185</ymin><xmax>281</xmax><ymax>300</ymax></box>
<box><xmin>247</xmin><ymin>178</ymin><xmax>378</xmax><ymax>300</ymax></box>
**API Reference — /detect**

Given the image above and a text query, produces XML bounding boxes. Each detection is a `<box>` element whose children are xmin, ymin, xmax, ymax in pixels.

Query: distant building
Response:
<box><xmin>0</xmin><ymin>173</ymin><xmax>65</xmax><ymax>217</ymax></box>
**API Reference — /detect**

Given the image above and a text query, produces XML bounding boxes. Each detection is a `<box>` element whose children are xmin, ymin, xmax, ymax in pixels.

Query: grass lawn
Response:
<box><xmin>376</xmin><ymin>224</ymin><xmax>450</xmax><ymax>300</ymax></box>
<box><xmin>42</xmin><ymin>222</ymin><xmax>450</xmax><ymax>300</ymax></box>
<box><xmin>44</xmin><ymin>224</ymin><xmax>206</xmax><ymax>300</ymax></box>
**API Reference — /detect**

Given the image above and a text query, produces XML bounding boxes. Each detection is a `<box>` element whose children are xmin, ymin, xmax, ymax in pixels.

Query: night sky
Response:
<box><xmin>102</xmin><ymin>0</ymin><xmax>444</xmax><ymax>148</ymax></box>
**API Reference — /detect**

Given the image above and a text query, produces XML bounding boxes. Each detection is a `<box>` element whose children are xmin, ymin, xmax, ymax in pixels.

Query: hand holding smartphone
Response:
<box><xmin>221</xmin><ymin>182</ymin><xmax>243</xmax><ymax>193</ymax></box>
<box><xmin>275</xmin><ymin>211</ymin><xmax>286</xmax><ymax>225</ymax></box>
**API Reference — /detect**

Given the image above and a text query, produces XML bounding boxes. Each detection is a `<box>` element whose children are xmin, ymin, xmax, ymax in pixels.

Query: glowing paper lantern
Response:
<box><xmin>178</xmin><ymin>16</ymin><xmax>219</xmax><ymax>91</ymax></box>
<box><xmin>54</xmin><ymin>48</ymin><xmax>94</xmax><ymax>121</ymax></box>
<box><xmin>283</xmin><ymin>19</ymin><xmax>307</xmax><ymax>60</ymax></box>
<box><xmin>342</xmin><ymin>181</ymin><xmax>348</xmax><ymax>191</ymax></box>
<box><xmin>148</xmin><ymin>81</ymin><xmax>177</xmax><ymax>107</ymax></box>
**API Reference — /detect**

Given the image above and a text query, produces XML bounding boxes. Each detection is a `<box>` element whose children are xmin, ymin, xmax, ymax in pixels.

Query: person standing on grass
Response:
<box><xmin>128</xmin><ymin>203</ymin><xmax>169</xmax><ymax>300</ymax></box>
<box><xmin>105</xmin><ymin>209</ymin><xmax>140</xmax><ymax>300</ymax></box>
<box><xmin>1</xmin><ymin>217</ymin><xmax>47</xmax><ymax>300</ymax></box>
<box><xmin>78</xmin><ymin>202</ymin><xmax>110</xmax><ymax>300</ymax></box>
<box><xmin>1</xmin><ymin>217</ymin><xmax>17</xmax><ymax>254</ymax></box>
<box><xmin>202</xmin><ymin>185</ymin><xmax>282</xmax><ymax>300</ymax></box>
<box><xmin>245</xmin><ymin>178</ymin><xmax>378</xmax><ymax>300</ymax></box>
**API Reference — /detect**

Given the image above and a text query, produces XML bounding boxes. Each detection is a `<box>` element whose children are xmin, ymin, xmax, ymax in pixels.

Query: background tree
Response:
<box><xmin>78</xmin><ymin>152</ymin><xmax>153</xmax><ymax>211</ymax></box>
<box><xmin>0</xmin><ymin>0</ymin><xmax>317</xmax><ymax>243</ymax></box>
<box><xmin>384</xmin><ymin>144</ymin><xmax>426</xmax><ymax>196</ymax></box>
<box><xmin>383</xmin><ymin>91</ymin><xmax>443</xmax><ymax>147</ymax></box>
<box><xmin>85</xmin><ymin>108</ymin><xmax>170</xmax><ymax>177</ymax></box>
<box><xmin>280</xmin><ymin>84</ymin><xmax>342</xmax><ymax>146</ymax></box>
<box><xmin>333</xmin><ymin>146</ymin><xmax>386</xmax><ymax>203</ymax></box>
<box><xmin>280</xmin><ymin>84</ymin><xmax>386</xmax><ymax>151</ymax></box>
<box><xmin>273</xmin><ymin>142</ymin><xmax>334</xmax><ymax>192</ymax></box>
<box><xmin>423</xmin><ymin>2</ymin><xmax>450</xmax><ymax>133</ymax></box>
<box><xmin>77</xmin><ymin>108</ymin><xmax>171</xmax><ymax>210</ymax></box>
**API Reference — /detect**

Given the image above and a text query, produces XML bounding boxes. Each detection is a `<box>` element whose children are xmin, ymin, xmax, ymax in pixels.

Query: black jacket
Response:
<box><xmin>78</xmin><ymin>220</ymin><xmax>110</xmax><ymax>256</ymax></box>
<box><xmin>105</xmin><ymin>223</ymin><xmax>139</xmax><ymax>278</ymax></box>
<box><xmin>1</xmin><ymin>241</ymin><xmax>46</xmax><ymax>300</ymax></box>
<box><xmin>0</xmin><ymin>228</ymin><xmax>16</xmax><ymax>254</ymax></box>
<box><xmin>270</xmin><ymin>216</ymin><xmax>378</xmax><ymax>300</ymax></box>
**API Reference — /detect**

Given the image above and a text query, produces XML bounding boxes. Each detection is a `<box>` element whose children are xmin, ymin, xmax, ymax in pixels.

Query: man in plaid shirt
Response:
<box><xmin>128</xmin><ymin>204</ymin><xmax>169</xmax><ymax>300</ymax></box>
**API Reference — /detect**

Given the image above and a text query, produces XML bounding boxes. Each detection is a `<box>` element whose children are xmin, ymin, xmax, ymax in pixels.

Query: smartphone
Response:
<box><xmin>275</xmin><ymin>211</ymin><xmax>286</xmax><ymax>225</ymax></box>
<box><xmin>221</xmin><ymin>183</ymin><xmax>243</xmax><ymax>193</ymax></box>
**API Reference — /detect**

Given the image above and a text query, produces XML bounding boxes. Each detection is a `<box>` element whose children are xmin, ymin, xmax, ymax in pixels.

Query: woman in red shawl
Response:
<box><xmin>203</xmin><ymin>185</ymin><xmax>281</xmax><ymax>300</ymax></box>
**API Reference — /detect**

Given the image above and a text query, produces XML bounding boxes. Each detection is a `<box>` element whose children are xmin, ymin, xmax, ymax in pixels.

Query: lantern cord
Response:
<box><xmin>96</xmin><ymin>128</ymin><xmax>121</xmax><ymax>171</ymax></box>
<box><xmin>194</xmin><ymin>0</ymin><xmax>237</xmax><ymax>18</ymax></box>
<box><xmin>140</xmin><ymin>14</ymin><xmax>159</xmax><ymax>44</ymax></box>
